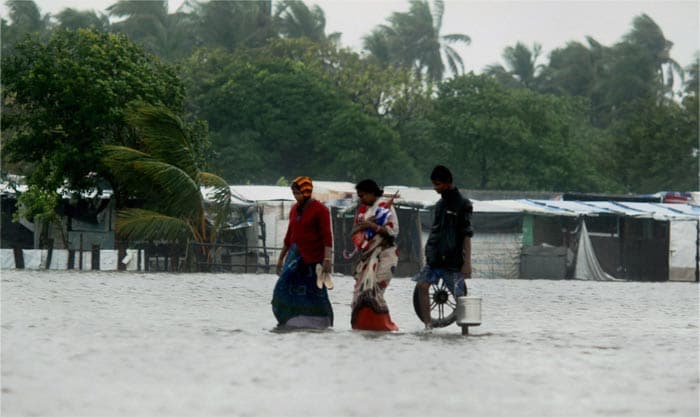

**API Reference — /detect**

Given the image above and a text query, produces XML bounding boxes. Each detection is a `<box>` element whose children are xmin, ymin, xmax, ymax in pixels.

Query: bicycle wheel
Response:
<box><xmin>412</xmin><ymin>278</ymin><xmax>457</xmax><ymax>328</ymax></box>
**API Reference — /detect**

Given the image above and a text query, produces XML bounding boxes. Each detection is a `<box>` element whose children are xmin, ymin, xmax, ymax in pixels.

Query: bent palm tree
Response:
<box><xmin>274</xmin><ymin>0</ymin><xmax>341</xmax><ymax>45</ymax></box>
<box><xmin>485</xmin><ymin>42</ymin><xmax>543</xmax><ymax>89</ymax></box>
<box><xmin>2</xmin><ymin>0</ymin><xmax>51</xmax><ymax>55</ymax></box>
<box><xmin>363</xmin><ymin>0</ymin><xmax>470</xmax><ymax>82</ymax></box>
<box><xmin>103</xmin><ymin>104</ymin><xmax>232</xmax><ymax>269</ymax></box>
<box><xmin>107</xmin><ymin>0</ymin><xmax>197</xmax><ymax>61</ymax></box>
<box><xmin>55</xmin><ymin>8</ymin><xmax>110</xmax><ymax>31</ymax></box>
<box><xmin>194</xmin><ymin>0</ymin><xmax>274</xmax><ymax>51</ymax></box>
<box><xmin>622</xmin><ymin>13</ymin><xmax>684</xmax><ymax>98</ymax></box>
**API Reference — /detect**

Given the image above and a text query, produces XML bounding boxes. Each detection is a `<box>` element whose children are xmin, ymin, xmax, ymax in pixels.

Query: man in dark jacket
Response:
<box><xmin>413</xmin><ymin>165</ymin><xmax>473</xmax><ymax>329</ymax></box>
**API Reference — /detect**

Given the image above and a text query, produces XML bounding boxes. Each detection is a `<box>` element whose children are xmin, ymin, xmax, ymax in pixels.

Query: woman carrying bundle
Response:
<box><xmin>349</xmin><ymin>179</ymin><xmax>400</xmax><ymax>331</ymax></box>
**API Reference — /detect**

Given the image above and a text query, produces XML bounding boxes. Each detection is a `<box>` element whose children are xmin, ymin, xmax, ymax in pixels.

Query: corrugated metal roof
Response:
<box><xmin>200</xmin><ymin>182</ymin><xmax>700</xmax><ymax>221</ymax></box>
<box><xmin>385</xmin><ymin>186</ymin><xmax>440</xmax><ymax>208</ymax></box>
<box><xmin>313</xmin><ymin>181</ymin><xmax>357</xmax><ymax>194</ymax></box>
<box><xmin>580</xmin><ymin>201</ymin><xmax>640</xmax><ymax>215</ymax></box>
<box><xmin>614</xmin><ymin>202</ymin><xmax>699</xmax><ymax>220</ymax></box>
<box><xmin>525</xmin><ymin>200</ymin><xmax>613</xmax><ymax>216</ymax></box>
<box><xmin>228</xmin><ymin>185</ymin><xmax>294</xmax><ymax>203</ymax></box>
<box><xmin>666</xmin><ymin>204</ymin><xmax>700</xmax><ymax>217</ymax></box>
<box><xmin>472</xmin><ymin>200</ymin><xmax>520</xmax><ymax>213</ymax></box>
<box><xmin>518</xmin><ymin>199</ymin><xmax>580</xmax><ymax>216</ymax></box>
<box><xmin>483</xmin><ymin>199</ymin><xmax>572</xmax><ymax>216</ymax></box>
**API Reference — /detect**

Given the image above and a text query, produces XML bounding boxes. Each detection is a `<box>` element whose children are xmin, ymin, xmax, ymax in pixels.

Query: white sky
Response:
<box><xmin>4</xmin><ymin>0</ymin><xmax>699</xmax><ymax>72</ymax></box>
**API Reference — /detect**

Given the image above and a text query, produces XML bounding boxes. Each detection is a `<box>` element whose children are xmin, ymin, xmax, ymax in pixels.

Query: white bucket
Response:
<box><xmin>456</xmin><ymin>296</ymin><xmax>481</xmax><ymax>326</ymax></box>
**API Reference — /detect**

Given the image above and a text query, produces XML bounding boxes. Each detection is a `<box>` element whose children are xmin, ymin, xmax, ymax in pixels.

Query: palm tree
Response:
<box><xmin>2</xmin><ymin>0</ymin><xmax>51</xmax><ymax>55</ymax></box>
<box><xmin>107</xmin><ymin>0</ymin><xmax>197</xmax><ymax>61</ymax></box>
<box><xmin>102</xmin><ymin>104</ymin><xmax>233</xmax><ymax>270</ymax></box>
<box><xmin>623</xmin><ymin>14</ymin><xmax>684</xmax><ymax>98</ymax></box>
<box><xmin>362</xmin><ymin>28</ymin><xmax>393</xmax><ymax>65</ymax></box>
<box><xmin>4</xmin><ymin>0</ymin><xmax>48</xmax><ymax>32</ymax></box>
<box><xmin>684</xmin><ymin>53</ymin><xmax>699</xmax><ymax>98</ymax></box>
<box><xmin>194</xmin><ymin>0</ymin><xmax>275</xmax><ymax>51</ymax></box>
<box><xmin>274</xmin><ymin>0</ymin><xmax>340</xmax><ymax>45</ymax></box>
<box><xmin>485</xmin><ymin>42</ymin><xmax>543</xmax><ymax>89</ymax></box>
<box><xmin>363</xmin><ymin>0</ymin><xmax>470</xmax><ymax>82</ymax></box>
<box><xmin>55</xmin><ymin>8</ymin><xmax>110</xmax><ymax>31</ymax></box>
<box><xmin>539</xmin><ymin>38</ymin><xmax>601</xmax><ymax>97</ymax></box>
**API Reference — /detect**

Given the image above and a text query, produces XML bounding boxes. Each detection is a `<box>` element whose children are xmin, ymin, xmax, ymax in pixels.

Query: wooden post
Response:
<box><xmin>117</xmin><ymin>240</ymin><xmax>126</xmax><ymax>271</ymax></box>
<box><xmin>45</xmin><ymin>239</ymin><xmax>54</xmax><ymax>269</ymax></box>
<box><xmin>258</xmin><ymin>206</ymin><xmax>270</xmax><ymax>272</ymax></box>
<box><xmin>244</xmin><ymin>237</ymin><xmax>249</xmax><ymax>273</ymax></box>
<box><xmin>12</xmin><ymin>247</ymin><xmax>24</xmax><ymax>269</ymax></box>
<box><xmin>79</xmin><ymin>233</ymin><xmax>84</xmax><ymax>270</ymax></box>
<box><xmin>91</xmin><ymin>244</ymin><xmax>100</xmax><ymax>270</ymax></box>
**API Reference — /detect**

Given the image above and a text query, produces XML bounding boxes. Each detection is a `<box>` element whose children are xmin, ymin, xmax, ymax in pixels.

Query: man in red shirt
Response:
<box><xmin>272</xmin><ymin>176</ymin><xmax>334</xmax><ymax>328</ymax></box>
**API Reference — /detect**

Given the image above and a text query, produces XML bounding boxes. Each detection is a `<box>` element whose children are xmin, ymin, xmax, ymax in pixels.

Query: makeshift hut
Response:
<box><xmin>578</xmin><ymin>201</ymin><xmax>700</xmax><ymax>282</ymax></box>
<box><xmin>497</xmin><ymin>199</ymin><xmax>700</xmax><ymax>282</ymax></box>
<box><xmin>384</xmin><ymin>187</ymin><xmax>527</xmax><ymax>279</ymax></box>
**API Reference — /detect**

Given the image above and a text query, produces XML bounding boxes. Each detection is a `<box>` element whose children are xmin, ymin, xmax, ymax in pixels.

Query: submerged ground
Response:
<box><xmin>2</xmin><ymin>271</ymin><xmax>698</xmax><ymax>416</ymax></box>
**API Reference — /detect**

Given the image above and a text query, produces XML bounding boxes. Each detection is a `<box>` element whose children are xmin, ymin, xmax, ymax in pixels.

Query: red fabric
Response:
<box><xmin>284</xmin><ymin>199</ymin><xmax>333</xmax><ymax>264</ymax></box>
<box><xmin>352</xmin><ymin>307</ymin><xmax>399</xmax><ymax>331</ymax></box>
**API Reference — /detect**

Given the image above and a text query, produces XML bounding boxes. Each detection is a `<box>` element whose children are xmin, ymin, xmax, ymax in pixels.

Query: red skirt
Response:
<box><xmin>352</xmin><ymin>306</ymin><xmax>398</xmax><ymax>331</ymax></box>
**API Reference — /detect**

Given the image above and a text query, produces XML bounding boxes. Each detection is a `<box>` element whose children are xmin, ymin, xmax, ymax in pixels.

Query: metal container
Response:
<box><xmin>456</xmin><ymin>296</ymin><xmax>481</xmax><ymax>326</ymax></box>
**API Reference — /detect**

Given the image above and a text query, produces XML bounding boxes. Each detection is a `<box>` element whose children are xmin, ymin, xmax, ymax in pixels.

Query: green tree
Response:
<box><xmin>315</xmin><ymin>105</ymin><xmax>420</xmax><ymax>184</ymax></box>
<box><xmin>193</xmin><ymin>0</ymin><xmax>275</xmax><ymax>52</ymax></box>
<box><xmin>274</xmin><ymin>0</ymin><xmax>340</xmax><ymax>45</ymax></box>
<box><xmin>261</xmin><ymin>38</ymin><xmax>424</xmax><ymax>121</ymax></box>
<box><xmin>683</xmin><ymin>53</ymin><xmax>699</xmax><ymax>98</ymax></box>
<box><xmin>102</xmin><ymin>104</ymin><xmax>232</xmax><ymax>269</ymax></box>
<box><xmin>107</xmin><ymin>0</ymin><xmax>198</xmax><ymax>61</ymax></box>
<box><xmin>182</xmin><ymin>47</ymin><xmax>420</xmax><ymax>185</ymax></box>
<box><xmin>682</xmin><ymin>55</ymin><xmax>699</xmax><ymax>190</ymax></box>
<box><xmin>538</xmin><ymin>37</ymin><xmax>612</xmax><ymax>128</ymax></box>
<box><xmin>55</xmin><ymin>8</ymin><xmax>110</xmax><ymax>31</ymax></box>
<box><xmin>591</xmin><ymin>14</ymin><xmax>682</xmax><ymax>127</ymax></box>
<box><xmin>539</xmin><ymin>38</ymin><xmax>601</xmax><ymax>97</ymax></box>
<box><xmin>2</xmin><ymin>29</ymin><xmax>185</xmax><ymax>195</ymax></box>
<box><xmin>622</xmin><ymin>14</ymin><xmax>684</xmax><ymax>99</ymax></box>
<box><xmin>13</xmin><ymin>185</ymin><xmax>69</xmax><ymax>249</ymax></box>
<box><xmin>432</xmin><ymin>74</ymin><xmax>609</xmax><ymax>191</ymax></box>
<box><xmin>606</xmin><ymin>98</ymin><xmax>698</xmax><ymax>192</ymax></box>
<box><xmin>363</xmin><ymin>0</ymin><xmax>470</xmax><ymax>82</ymax></box>
<box><xmin>1</xmin><ymin>0</ymin><xmax>50</xmax><ymax>55</ymax></box>
<box><xmin>485</xmin><ymin>42</ymin><xmax>543</xmax><ymax>89</ymax></box>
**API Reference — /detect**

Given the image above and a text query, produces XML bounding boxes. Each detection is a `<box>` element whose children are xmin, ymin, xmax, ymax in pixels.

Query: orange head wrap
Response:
<box><xmin>292</xmin><ymin>176</ymin><xmax>313</xmax><ymax>197</ymax></box>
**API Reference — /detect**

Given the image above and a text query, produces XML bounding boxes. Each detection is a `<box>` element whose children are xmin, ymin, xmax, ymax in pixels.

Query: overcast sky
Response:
<box><xmin>7</xmin><ymin>0</ymin><xmax>699</xmax><ymax>73</ymax></box>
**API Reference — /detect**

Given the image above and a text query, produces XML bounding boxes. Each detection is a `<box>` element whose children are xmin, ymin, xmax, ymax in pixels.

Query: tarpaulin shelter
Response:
<box><xmin>579</xmin><ymin>201</ymin><xmax>700</xmax><ymax>281</ymax></box>
<box><xmin>216</xmin><ymin>183</ymin><xmax>426</xmax><ymax>275</ymax></box>
<box><xmin>480</xmin><ymin>199</ymin><xmax>700</xmax><ymax>282</ymax></box>
<box><xmin>385</xmin><ymin>190</ymin><xmax>525</xmax><ymax>279</ymax></box>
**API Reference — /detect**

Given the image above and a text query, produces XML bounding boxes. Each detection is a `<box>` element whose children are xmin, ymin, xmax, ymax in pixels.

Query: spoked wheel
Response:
<box><xmin>412</xmin><ymin>278</ymin><xmax>457</xmax><ymax>328</ymax></box>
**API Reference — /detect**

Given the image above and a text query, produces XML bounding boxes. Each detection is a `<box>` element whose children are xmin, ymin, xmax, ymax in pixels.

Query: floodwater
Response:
<box><xmin>1</xmin><ymin>270</ymin><xmax>698</xmax><ymax>417</ymax></box>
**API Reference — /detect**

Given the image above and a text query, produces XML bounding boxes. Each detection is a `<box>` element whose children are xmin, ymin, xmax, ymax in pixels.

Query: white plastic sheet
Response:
<box><xmin>669</xmin><ymin>220</ymin><xmax>698</xmax><ymax>281</ymax></box>
<box><xmin>99</xmin><ymin>250</ymin><xmax>118</xmax><ymax>271</ymax></box>
<box><xmin>472</xmin><ymin>233</ymin><xmax>521</xmax><ymax>279</ymax></box>
<box><xmin>48</xmin><ymin>250</ymin><xmax>69</xmax><ymax>270</ymax></box>
<box><xmin>22</xmin><ymin>249</ymin><xmax>46</xmax><ymax>269</ymax></box>
<box><xmin>574</xmin><ymin>221</ymin><xmax>620</xmax><ymax>281</ymax></box>
<box><xmin>1</xmin><ymin>249</ymin><xmax>15</xmax><ymax>269</ymax></box>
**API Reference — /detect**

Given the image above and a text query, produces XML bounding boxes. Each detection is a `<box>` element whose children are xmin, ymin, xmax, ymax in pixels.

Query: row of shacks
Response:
<box><xmin>222</xmin><ymin>183</ymin><xmax>699</xmax><ymax>282</ymax></box>
<box><xmin>1</xmin><ymin>180</ymin><xmax>699</xmax><ymax>281</ymax></box>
